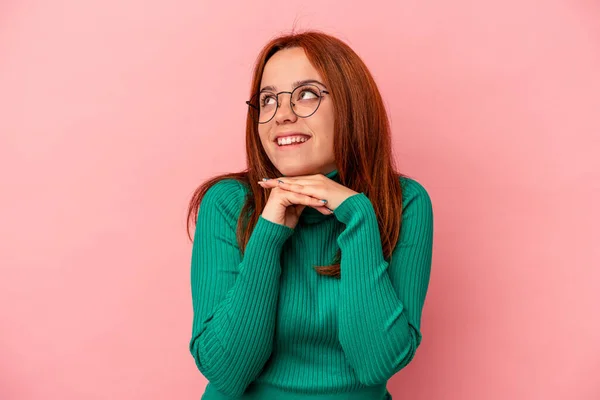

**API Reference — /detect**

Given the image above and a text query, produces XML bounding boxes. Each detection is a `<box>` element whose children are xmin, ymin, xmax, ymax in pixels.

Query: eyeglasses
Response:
<box><xmin>246</xmin><ymin>84</ymin><xmax>329</xmax><ymax>124</ymax></box>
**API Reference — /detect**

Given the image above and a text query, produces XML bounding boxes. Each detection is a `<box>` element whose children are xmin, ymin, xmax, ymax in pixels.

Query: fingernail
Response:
<box><xmin>277</xmin><ymin>180</ymin><xmax>284</xmax><ymax>184</ymax></box>
<box><xmin>320</xmin><ymin>199</ymin><xmax>327</xmax><ymax>204</ymax></box>
<box><xmin>262</xmin><ymin>178</ymin><xmax>269</xmax><ymax>181</ymax></box>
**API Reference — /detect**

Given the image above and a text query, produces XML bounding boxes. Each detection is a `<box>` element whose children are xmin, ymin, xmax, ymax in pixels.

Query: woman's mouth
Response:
<box><xmin>275</xmin><ymin>136</ymin><xmax>311</xmax><ymax>150</ymax></box>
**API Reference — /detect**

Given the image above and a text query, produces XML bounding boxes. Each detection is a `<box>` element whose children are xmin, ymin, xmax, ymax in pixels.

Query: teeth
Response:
<box><xmin>277</xmin><ymin>136</ymin><xmax>309</xmax><ymax>146</ymax></box>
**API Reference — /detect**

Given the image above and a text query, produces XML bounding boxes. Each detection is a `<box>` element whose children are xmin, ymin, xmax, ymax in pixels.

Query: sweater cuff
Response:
<box><xmin>240</xmin><ymin>216</ymin><xmax>294</xmax><ymax>271</ymax></box>
<box><xmin>254</xmin><ymin>215</ymin><xmax>295</xmax><ymax>245</ymax></box>
<box><xmin>334</xmin><ymin>193</ymin><xmax>375</xmax><ymax>225</ymax></box>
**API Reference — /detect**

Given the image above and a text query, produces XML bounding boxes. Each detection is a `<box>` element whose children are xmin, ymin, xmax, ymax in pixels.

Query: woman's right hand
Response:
<box><xmin>261</xmin><ymin>185</ymin><xmax>330</xmax><ymax>229</ymax></box>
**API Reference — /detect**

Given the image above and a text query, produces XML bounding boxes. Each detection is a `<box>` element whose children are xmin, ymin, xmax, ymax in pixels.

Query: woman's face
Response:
<box><xmin>257</xmin><ymin>47</ymin><xmax>336</xmax><ymax>177</ymax></box>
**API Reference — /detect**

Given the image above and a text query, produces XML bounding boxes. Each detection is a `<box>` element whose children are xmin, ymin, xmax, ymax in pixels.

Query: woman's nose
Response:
<box><xmin>273</xmin><ymin>93</ymin><xmax>297</xmax><ymax>123</ymax></box>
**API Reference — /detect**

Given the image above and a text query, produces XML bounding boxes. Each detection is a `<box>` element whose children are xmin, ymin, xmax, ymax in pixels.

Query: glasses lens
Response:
<box><xmin>249</xmin><ymin>92</ymin><xmax>277</xmax><ymax>123</ymax></box>
<box><xmin>248</xmin><ymin>84</ymin><xmax>324</xmax><ymax>123</ymax></box>
<box><xmin>292</xmin><ymin>85</ymin><xmax>322</xmax><ymax>117</ymax></box>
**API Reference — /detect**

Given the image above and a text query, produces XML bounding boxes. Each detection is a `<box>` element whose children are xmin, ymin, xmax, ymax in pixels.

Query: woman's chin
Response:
<box><xmin>276</xmin><ymin>165</ymin><xmax>318</xmax><ymax>177</ymax></box>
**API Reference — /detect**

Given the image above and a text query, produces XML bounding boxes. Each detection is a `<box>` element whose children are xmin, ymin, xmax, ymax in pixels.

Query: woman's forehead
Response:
<box><xmin>259</xmin><ymin>79</ymin><xmax>327</xmax><ymax>93</ymax></box>
<box><xmin>260</xmin><ymin>48</ymin><xmax>322</xmax><ymax>90</ymax></box>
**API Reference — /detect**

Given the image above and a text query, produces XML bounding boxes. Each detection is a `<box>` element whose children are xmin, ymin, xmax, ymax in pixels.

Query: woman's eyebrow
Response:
<box><xmin>260</xmin><ymin>79</ymin><xmax>327</xmax><ymax>92</ymax></box>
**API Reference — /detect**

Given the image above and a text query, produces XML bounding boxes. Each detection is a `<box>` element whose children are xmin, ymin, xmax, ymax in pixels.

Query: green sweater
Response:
<box><xmin>189</xmin><ymin>169</ymin><xmax>434</xmax><ymax>400</ymax></box>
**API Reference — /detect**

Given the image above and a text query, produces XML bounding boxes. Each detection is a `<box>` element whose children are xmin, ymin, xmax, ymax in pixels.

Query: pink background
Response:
<box><xmin>1</xmin><ymin>0</ymin><xmax>599</xmax><ymax>399</ymax></box>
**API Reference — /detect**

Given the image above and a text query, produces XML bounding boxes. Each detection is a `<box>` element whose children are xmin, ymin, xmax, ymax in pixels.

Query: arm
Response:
<box><xmin>189</xmin><ymin>180</ymin><xmax>294</xmax><ymax>397</ymax></box>
<box><xmin>334</xmin><ymin>178</ymin><xmax>434</xmax><ymax>386</ymax></box>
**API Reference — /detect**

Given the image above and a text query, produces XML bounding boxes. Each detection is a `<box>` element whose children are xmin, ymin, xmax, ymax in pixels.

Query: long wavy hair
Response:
<box><xmin>186</xmin><ymin>29</ymin><xmax>405</xmax><ymax>278</ymax></box>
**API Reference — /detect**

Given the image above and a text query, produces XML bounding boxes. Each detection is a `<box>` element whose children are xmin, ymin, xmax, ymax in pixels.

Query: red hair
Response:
<box><xmin>187</xmin><ymin>29</ymin><xmax>406</xmax><ymax>278</ymax></box>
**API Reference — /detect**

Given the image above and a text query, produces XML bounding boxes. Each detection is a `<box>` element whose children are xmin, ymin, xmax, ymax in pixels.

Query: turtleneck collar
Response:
<box><xmin>295</xmin><ymin>168</ymin><xmax>341</xmax><ymax>225</ymax></box>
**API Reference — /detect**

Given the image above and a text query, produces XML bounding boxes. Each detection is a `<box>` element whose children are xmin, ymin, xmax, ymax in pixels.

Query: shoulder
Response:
<box><xmin>204</xmin><ymin>178</ymin><xmax>247</xmax><ymax>202</ymax></box>
<box><xmin>398</xmin><ymin>175</ymin><xmax>434</xmax><ymax>217</ymax></box>
<box><xmin>200</xmin><ymin>179</ymin><xmax>248</xmax><ymax>222</ymax></box>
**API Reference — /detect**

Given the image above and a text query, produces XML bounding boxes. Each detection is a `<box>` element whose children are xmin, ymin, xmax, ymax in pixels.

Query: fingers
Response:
<box><xmin>290</xmin><ymin>193</ymin><xmax>333</xmax><ymax>215</ymax></box>
<box><xmin>259</xmin><ymin>180</ymin><xmax>326</xmax><ymax>205</ymax></box>
<box><xmin>287</xmin><ymin>191</ymin><xmax>326</xmax><ymax>207</ymax></box>
<box><xmin>311</xmin><ymin>205</ymin><xmax>333</xmax><ymax>215</ymax></box>
<box><xmin>258</xmin><ymin>178</ymin><xmax>323</xmax><ymax>193</ymax></box>
<box><xmin>265</xmin><ymin>187</ymin><xmax>333</xmax><ymax>214</ymax></box>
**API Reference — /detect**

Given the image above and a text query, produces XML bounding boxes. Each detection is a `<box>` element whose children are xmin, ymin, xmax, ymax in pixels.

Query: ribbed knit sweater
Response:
<box><xmin>189</xmin><ymin>169</ymin><xmax>434</xmax><ymax>400</ymax></box>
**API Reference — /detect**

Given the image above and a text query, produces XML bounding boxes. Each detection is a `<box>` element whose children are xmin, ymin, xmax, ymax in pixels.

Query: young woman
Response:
<box><xmin>187</xmin><ymin>30</ymin><xmax>434</xmax><ymax>400</ymax></box>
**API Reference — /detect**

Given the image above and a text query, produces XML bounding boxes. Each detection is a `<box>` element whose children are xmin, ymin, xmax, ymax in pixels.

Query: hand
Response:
<box><xmin>258</xmin><ymin>173</ymin><xmax>359</xmax><ymax>216</ymax></box>
<box><xmin>259</xmin><ymin>184</ymin><xmax>332</xmax><ymax>229</ymax></box>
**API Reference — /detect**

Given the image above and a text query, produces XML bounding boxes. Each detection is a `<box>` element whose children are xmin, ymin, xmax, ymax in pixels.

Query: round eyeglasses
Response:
<box><xmin>246</xmin><ymin>84</ymin><xmax>329</xmax><ymax>124</ymax></box>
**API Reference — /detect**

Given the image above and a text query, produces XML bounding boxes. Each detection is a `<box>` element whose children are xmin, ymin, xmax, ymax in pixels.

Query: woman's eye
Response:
<box><xmin>299</xmin><ymin>90</ymin><xmax>318</xmax><ymax>100</ymax></box>
<box><xmin>261</xmin><ymin>96</ymin><xmax>276</xmax><ymax>106</ymax></box>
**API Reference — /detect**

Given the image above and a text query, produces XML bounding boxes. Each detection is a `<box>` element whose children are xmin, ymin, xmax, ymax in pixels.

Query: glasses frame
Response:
<box><xmin>246</xmin><ymin>84</ymin><xmax>330</xmax><ymax>124</ymax></box>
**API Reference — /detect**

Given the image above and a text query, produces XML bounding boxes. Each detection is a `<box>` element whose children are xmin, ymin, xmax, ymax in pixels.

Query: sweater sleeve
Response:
<box><xmin>334</xmin><ymin>178</ymin><xmax>434</xmax><ymax>386</ymax></box>
<box><xmin>188</xmin><ymin>179</ymin><xmax>295</xmax><ymax>397</ymax></box>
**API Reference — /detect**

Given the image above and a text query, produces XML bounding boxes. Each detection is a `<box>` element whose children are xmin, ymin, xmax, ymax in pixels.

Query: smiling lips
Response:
<box><xmin>276</xmin><ymin>135</ymin><xmax>311</xmax><ymax>149</ymax></box>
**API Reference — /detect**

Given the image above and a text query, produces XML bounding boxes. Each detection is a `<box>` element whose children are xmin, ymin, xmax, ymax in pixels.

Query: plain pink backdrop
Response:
<box><xmin>1</xmin><ymin>0</ymin><xmax>599</xmax><ymax>399</ymax></box>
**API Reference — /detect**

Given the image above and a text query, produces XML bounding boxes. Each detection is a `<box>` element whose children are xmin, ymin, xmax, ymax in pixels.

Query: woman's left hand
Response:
<box><xmin>257</xmin><ymin>174</ymin><xmax>359</xmax><ymax>213</ymax></box>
